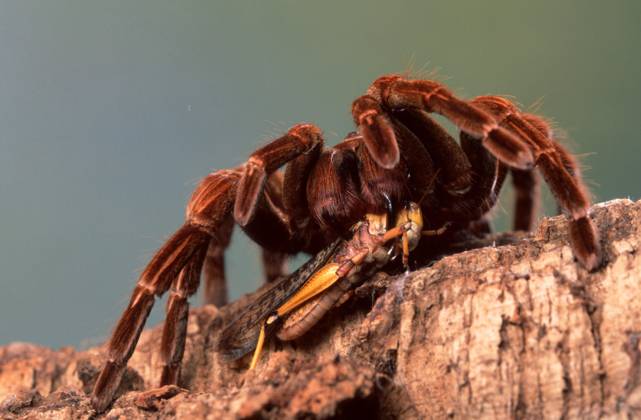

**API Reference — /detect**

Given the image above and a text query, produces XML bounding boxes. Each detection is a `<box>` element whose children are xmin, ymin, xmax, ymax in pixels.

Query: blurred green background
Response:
<box><xmin>1</xmin><ymin>1</ymin><xmax>639</xmax><ymax>348</ymax></box>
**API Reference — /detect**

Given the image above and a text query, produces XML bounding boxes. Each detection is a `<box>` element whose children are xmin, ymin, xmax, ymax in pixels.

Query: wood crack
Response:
<box><xmin>616</xmin><ymin>331</ymin><xmax>641</xmax><ymax>416</ymax></box>
<box><xmin>567</xmin><ymin>277</ymin><xmax>605</xmax><ymax>417</ymax></box>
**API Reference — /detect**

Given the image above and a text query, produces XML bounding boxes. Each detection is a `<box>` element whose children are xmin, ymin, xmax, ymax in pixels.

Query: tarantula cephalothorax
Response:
<box><xmin>91</xmin><ymin>74</ymin><xmax>601</xmax><ymax>412</ymax></box>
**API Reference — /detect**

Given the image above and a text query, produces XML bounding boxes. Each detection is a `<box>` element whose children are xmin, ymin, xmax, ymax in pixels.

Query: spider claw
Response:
<box><xmin>569</xmin><ymin>216</ymin><xmax>602</xmax><ymax>271</ymax></box>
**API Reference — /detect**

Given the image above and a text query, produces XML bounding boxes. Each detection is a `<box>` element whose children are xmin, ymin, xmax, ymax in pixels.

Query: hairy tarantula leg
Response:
<box><xmin>187</xmin><ymin>170</ymin><xmax>240</xmax><ymax>306</ymax></box>
<box><xmin>91</xmin><ymin>224</ymin><xmax>210</xmax><ymax>413</ymax></box>
<box><xmin>234</xmin><ymin>123</ymin><xmax>323</xmax><ymax>226</ymax></box>
<box><xmin>471</xmin><ymin>97</ymin><xmax>590</xmax><ymax>219</ymax></box>
<box><xmin>472</xmin><ymin>96</ymin><xmax>601</xmax><ymax>270</ymax></box>
<box><xmin>511</xmin><ymin>169</ymin><xmax>540</xmax><ymax>231</ymax></box>
<box><xmin>202</xmin><ymin>239</ymin><xmax>228</xmax><ymax>306</ymax></box>
<box><xmin>201</xmin><ymin>212</ymin><xmax>234</xmax><ymax>306</ymax></box>
<box><xmin>196</xmin><ymin>170</ymin><xmax>296</xmax><ymax>303</ymax></box>
<box><xmin>282</xmin><ymin>137</ymin><xmax>324</xmax><ymax>235</ymax></box>
<box><xmin>351</xmin><ymin>95</ymin><xmax>400</xmax><ymax>168</ymax></box>
<box><xmin>160</xmin><ymin>245</ymin><xmax>207</xmax><ymax>386</ymax></box>
<box><xmin>509</xmin><ymin>107</ymin><xmax>600</xmax><ymax>270</ymax></box>
<box><xmin>387</xmin><ymin>117</ymin><xmax>438</xmax><ymax>202</ymax></box>
<box><xmin>535</xmin><ymin>149</ymin><xmax>601</xmax><ymax>270</ymax></box>
<box><xmin>92</xmin><ymin>169</ymin><xmax>242</xmax><ymax>412</ymax></box>
<box><xmin>190</xmin><ymin>168</ymin><xmax>298</xmax><ymax>302</ymax></box>
<box><xmin>423</xmin><ymin>131</ymin><xmax>509</xmax><ymax>225</ymax></box>
<box><xmin>261</xmin><ymin>249</ymin><xmax>288</xmax><ymax>283</ymax></box>
<box><xmin>244</xmin><ymin>169</ymin><xmax>317</xmax><ymax>258</ymax></box>
<box><xmin>391</xmin><ymin>109</ymin><xmax>473</xmax><ymax>195</ymax></box>
<box><xmin>91</xmin><ymin>288</ymin><xmax>155</xmax><ymax>412</ymax></box>
<box><xmin>522</xmin><ymin>113</ymin><xmax>583</xmax><ymax>181</ymax></box>
<box><xmin>355</xmin><ymin>75</ymin><xmax>534</xmax><ymax>170</ymax></box>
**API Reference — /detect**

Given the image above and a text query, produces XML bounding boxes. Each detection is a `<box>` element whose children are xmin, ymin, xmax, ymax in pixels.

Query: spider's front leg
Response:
<box><xmin>471</xmin><ymin>96</ymin><xmax>601</xmax><ymax>270</ymax></box>
<box><xmin>200</xmin><ymin>123</ymin><xmax>325</xmax><ymax>304</ymax></box>
<box><xmin>234</xmin><ymin>124</ymin><xmax>323</xmax><ymax>226</ymax></box>
<box><xmin>353</xmin><ymin>75</ymin><xmax>535</xmax><ymax>171</ymax></box>
<box><xmin>511</xmin><ymin>168</ymin><xmax>540</xmax><ymax>231</ymax></box>
<box><xmin>388</xmin><ymin>108</ymin><xmax>508</xmax><ymax>228</ymax></box>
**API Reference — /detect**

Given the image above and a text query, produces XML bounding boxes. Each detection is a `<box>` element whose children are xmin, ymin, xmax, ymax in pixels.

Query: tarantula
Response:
<box><xmin>91</xmin><ymin>75</ymin><xmax>601</xmax><ymax>412</ymax></box>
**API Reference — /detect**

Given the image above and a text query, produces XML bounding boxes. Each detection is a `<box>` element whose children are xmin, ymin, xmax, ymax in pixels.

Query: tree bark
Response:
<box><xmin>1</xmin><ymin>199</ymin><xmax>640</xmax><ymax>419</ymax></box>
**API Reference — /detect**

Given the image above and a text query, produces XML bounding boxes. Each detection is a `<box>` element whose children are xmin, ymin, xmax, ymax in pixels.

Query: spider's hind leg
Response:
<box><xmin>391</xmin><ymin>108</ymin><xmax>472</xmax><ymax>196</ymax></box>
<box><xmin>202</xmin><ymin>218</ymin><xmax>233</xmax><ymax>306</ymax></box>
<box><xmin>91</xmin><ymin>224</ymin><xmax>211</xmax><ymax>413</ymax></box>
<box><xmin>511</xmin><ymin>168</ymin><xmax>540</xmax><ymax>232</ymax></box>
<box><xmin>91</xmin><ymin>169</ymin><xmax>241</xmax><ymax>412</ymax></box>
<box><xmin>261</xmin><ymin>249</ymin><xmax>288</xmax><ymax>283</ymax></box>
<box><xmin>234</xmin><ymin>124</ymin><xmax>323</xmax><ymax>226</ymax></box>
<box><xmin>160</xmin><ymin>244</ymin><xmax>208</xmax><ymax>386</ymax></box>
<box><xmin>199</xmin><ymin>168</ymin><xmax>300</xmax><ymax>305</ymax></box>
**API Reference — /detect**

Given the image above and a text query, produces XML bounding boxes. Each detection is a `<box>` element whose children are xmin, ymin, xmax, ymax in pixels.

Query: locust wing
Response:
<box><xmin>216</xmin><ymin>238</ymin><xmax>342</xmax><ymax>360</ymax></box>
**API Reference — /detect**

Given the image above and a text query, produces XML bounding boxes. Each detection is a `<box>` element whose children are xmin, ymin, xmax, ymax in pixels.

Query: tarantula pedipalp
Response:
<box><xmin>91</xmin><ymin>74</ymin><xmax>601</xmax><ymax>412</ymax></box>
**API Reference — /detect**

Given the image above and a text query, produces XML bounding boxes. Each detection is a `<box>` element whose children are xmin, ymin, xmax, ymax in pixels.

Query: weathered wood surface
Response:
<box><xmin>1</xmin><ymin>199</ymin><xmax>640</xmax><ymax>419</ymax></box>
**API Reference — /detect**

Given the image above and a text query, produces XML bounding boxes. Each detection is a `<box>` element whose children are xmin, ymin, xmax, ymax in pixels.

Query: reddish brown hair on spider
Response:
<box><xmin>91</xmin><ymin>74</ymin><xmax>601</xmax><ymax>412</ymax></box>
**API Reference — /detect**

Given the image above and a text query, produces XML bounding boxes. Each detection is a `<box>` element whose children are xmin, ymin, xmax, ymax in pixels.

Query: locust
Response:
<box><xmin>216</xmin><ymin>203</ymin><xmax>437</xmax><ymax>368</ymax></box>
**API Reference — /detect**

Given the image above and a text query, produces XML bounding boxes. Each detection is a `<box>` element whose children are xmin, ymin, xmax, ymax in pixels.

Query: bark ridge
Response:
<box><xmin>1</xmin><ymin>199</ymin><xmax>640</xmax><ymax>419</ymax></box>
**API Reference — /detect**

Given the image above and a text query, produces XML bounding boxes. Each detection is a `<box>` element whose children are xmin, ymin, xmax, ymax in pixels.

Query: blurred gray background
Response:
<box><xmin>1</xmin><ymin>1</ymin><xmax>640</xmax><ymax>348</ymax></box>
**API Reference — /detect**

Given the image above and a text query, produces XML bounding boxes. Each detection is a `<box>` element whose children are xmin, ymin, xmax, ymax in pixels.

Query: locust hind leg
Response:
<box><xmin>247</xmin><ymin>252</ymin><xmax>367</xmax><ymax>370</ymax></box>
<box><xmin>247</xmin><ymin>264</ymin><xmax>345</xmax><ymax>369</ymax></box>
